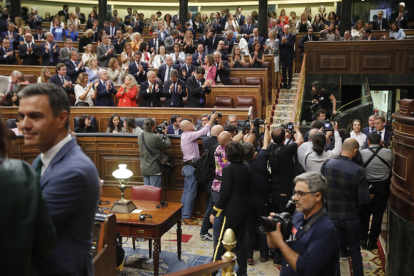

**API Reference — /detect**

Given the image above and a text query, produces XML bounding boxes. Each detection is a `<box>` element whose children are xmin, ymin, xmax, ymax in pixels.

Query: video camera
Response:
<box><xmin>156</xmin><ymin>121</ymin><xmax>168</xmax><ymax>134</ymax></box>
<box><xmin>211</xmin><ymin>110</ymin><xmax>222</xmax><ymax>118</ymax></box>
<box><xmin>323</xmin><ymin>119</ymin><xmax>334</xmax><ymax>132</ymax></box>
<box><xmin>310</xmin><ymin>100</ymin><xmax>319</xmax><ymax>112</ymax></box>
<box><xmin>257</xmin><ymin>197</ymin><xmax>296</xmax><ymax>239</ymax></box>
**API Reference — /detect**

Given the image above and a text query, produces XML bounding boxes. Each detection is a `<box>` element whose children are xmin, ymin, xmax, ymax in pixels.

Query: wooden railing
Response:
<box><xmin>292</xmin><ymin>54</ymin><xmax>306</xmax><ymax>123</ymax></box>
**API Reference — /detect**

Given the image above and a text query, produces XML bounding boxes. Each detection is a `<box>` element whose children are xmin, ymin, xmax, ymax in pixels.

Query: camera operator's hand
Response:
<box><xmin>334</xmin><ymin>121</ymin><xmax>338</xmax><ymax>132</ymax></box>
<box><xmin>210</xmin><ymin>112</ymin><xmax>219</xmax><ymax>122</ymax></box>
<box><xmin>318</xmin><ymin>127</ymin><xmax>324</xmax><ymax>133</ymax></box>
<box><xmin>370</xmin><ymin>194</ymin><xmax>375</xmax><ymax>201</ymax></box>
<box><xmin>163</xmin><ymin>125</ymin><xmax>168</xmax><ymax>135</ymax></box>
<box><xmin>294</xmin><ymin>122</ymin><xmax>300</xmax><ymax>131</ymax></box>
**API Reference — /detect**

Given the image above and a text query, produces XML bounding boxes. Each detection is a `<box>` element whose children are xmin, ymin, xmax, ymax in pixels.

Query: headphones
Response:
<box><xmin>139</xmin><ymin>214</ymin><xmax>152</xmax><ymax>221</ymax></box>
<box><xmin>156</xmin><ymin>201</ymin><xmax>168</xmax><ymax>208</ymax></box>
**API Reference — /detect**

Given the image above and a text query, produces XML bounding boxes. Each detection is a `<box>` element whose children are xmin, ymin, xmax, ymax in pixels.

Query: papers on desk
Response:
<box><xmin>132</xmin><ymin>209</ymin><xmax>143</xmax><ymax>214</ymax></box>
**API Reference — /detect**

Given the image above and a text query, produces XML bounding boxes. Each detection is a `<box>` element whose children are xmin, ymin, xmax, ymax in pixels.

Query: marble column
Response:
<box><xmin>179</xmin><ymin>0</ymin><xmax>188</xmax><ymax>27</ymax></box>
<box><xmin>258</xmin><ymin>0</ymin><xmax>268</xmax><ymax>40</ymax></box>
<box><xmin>98</xmin><ymin>0</ymin><xmax>108</xmax><ymax>29</ymax></box>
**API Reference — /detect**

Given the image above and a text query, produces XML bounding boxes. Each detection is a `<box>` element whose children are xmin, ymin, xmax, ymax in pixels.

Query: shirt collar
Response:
<box><xmin>8</xmin><ymin>76</ymin><xmax>12</xmax><ymax>83</ymax></box>
<box><xmin>40</xmin><ymin>134</ymin><xmax>72</xmax><ymax>172</ymax></box>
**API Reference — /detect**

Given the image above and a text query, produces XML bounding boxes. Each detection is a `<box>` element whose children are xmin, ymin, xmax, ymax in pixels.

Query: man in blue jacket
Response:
<box><xmin>18</xmin><ymin>83</ymin><xmax>100</xmax><ymax>276</ymax></box>
<box><xmin>93</xmin><ymin>69</ymin><xmax>117</xmax><ymax>106</ymax></box>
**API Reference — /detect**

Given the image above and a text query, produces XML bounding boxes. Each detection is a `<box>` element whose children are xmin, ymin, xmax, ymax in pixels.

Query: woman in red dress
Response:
<box><xmin>116</xmin><ymin>74</ymin><xmax>138</xmax><ymax>107</ymax></box>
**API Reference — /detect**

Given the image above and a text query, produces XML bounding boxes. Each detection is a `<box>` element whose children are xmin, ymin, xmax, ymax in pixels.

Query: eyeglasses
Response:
<box><xmin>293</xmin><ymin>190</ymin><xmax>317</xmax><ymax>198</ymax></box>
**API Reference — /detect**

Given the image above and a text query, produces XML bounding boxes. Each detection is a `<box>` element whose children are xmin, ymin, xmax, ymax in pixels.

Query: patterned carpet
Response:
<box><xmin>118</xmin><ymin>223</ymin><xmax>386</xmax><ymax>276</ymax></box>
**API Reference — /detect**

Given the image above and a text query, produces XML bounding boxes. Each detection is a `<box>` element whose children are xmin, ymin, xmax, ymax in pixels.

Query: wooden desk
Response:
<box><xmin>99</xmin><ymin>197</ymin><xmax>182</xmax><ymax>276</ymax></box>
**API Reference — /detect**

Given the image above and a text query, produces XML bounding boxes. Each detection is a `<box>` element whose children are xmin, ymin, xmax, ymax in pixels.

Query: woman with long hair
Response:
<box><xmin>79</xmin><ymin>29</ymin><xmax>94</xmax><ymax>53</ymax></box>
<box><xmin>74</xmin><ymin>72</ymin><xmax>97</xmax><ymax>106</ymax></box>
<box><xmin>183</xmin><ymin>30</ymin><xmax>196</xmax><ymax>54</ymax></box>
<box><xmin>139</xmin><ymin>42</ymin><xmax>153</xmax><ymax>67</ymax></box>
<box><xmin>107</xmin><ymin>114</ymin><xmax>126</xmax><ymax>133</ymax></box>
<box><xmin>325</xmin><ymin>11</ymin><xmax>338</xmax><ymax>27</ymax></box>
<box><xmin>82</xmin><ymin>44</ymin><xmax>96</xmax><ymax>65</ymax></box>
<box><xmin>67</xmin><ymin>12</ymin><xmax>80</xmax><ymax>31</ymax></box>
<box><xmin>249</xmin><ymin>41</ymin><xmax>264</xmax><ymax>68</ymax></box>
<box><xmin>149</xmin><ymin>14</ymin><xmax>158</xmax><ymax>32</ymax></box>
<box><xmin>130</xmin><ymin>33</ymin><xmax>142</xmax><ymax>52</ymax></box>
<box><xmin>156</xmin><ymin>22</ymin><xmax>169</xmax><ymax>41</ymax></box>
<box><xmin>279</xmin><ymin>9</ymin><xmax>289</xmax><ymax>28</ymax></box>
<box><xmin>123</xmin><ymin>117</ymin><xmax>143</xmax><ymax>134</ymax></box>
<box><xmin>351</xmin><ymin>20</ymin><xmax>364</xmax><ymax>40</ymax></box>
<box><xmin>305</xmin><ymin>6</ymin><xmax>313</xmax><ymax>22</ymax></box>
<box><xmin>320</xmin><ymin>23</ymin><xmax>340</xmax><ymax>41</ymax></box>
<box><xmin>203</xmin><ymin>54</ymin><xmax>216</xmax><ymax>85</ymax></box>
<box><xmin>153</xmin><ymin>45</ymin><xmax>167</xmax><ymax>69</ymax></box>
<box><xmin>44</xmin><ymin>12</ymin><xmax>52</xmax><ymax>22</ymax></box>
<box><xmin>74</xmin><ymin>115</ymin><xmax>97</xmax><ymax>133</ymax></box>
<box><xmin>318</xmin><ymin>5</ymin><xmax>327</xmax><ymax>22</ymax></box>
<box><xmin>229</xmin><ymin>46</ymin><xmax>245</xmax><ymax>68</ymax></box>
<box><xmin>170</xmin><ymin>43</ymin><xmax>185</xmax><ymax>66</ymax></box>
<box><xmin>121</xmin><ymin>42</ymin><xmax>135</xmax><ymax>68</ymax></box>
<box><xmin>312</xmin><ymin>14</ymin><xmax>325</xmax><ymax>32</ymax></box>
<box><xmin>163</xmin><ymin>14</ymin><xmax>174</xmax><ymax>33</ymax></box>
<box><xmin>107</xmin><ymin>57</ymin><xmax>126</xmax><ymax>85</ymax></box>
<box><xmin>19</xmin><ymin>26</ymin><xmax>31</xmax><ymax>45</ymax></box>
<box><xmin>2</xmin><ymin>91</ymin><xmax>19</xmax><ymax>106</ymax></box>
<box><xmin>50</xmin><ymin>17</ymin><xmax>65</xmax><ymax>41</ymax></box>
<box><xmin>66</xmin><ymin>23</ymin><xmax>79</xmax><ymax>42</ymax></box>
<box><xmin>350</xmin><ymin>119</ymin><xmax>367</xmax><ymax>150</ymax></box>
<box><xmin>86</xmin><ymin>56</ymin><xmax>100</xmax><ymax>83</ymax></box>
<box><xmin>18</xmin><ymin>73</ymin><xmax>30</xmax><ymax>84</ymax></box>
<box><xmin>38</xmin><ymin>67</ymin><xmax>51</xmax><ymax>83</ymax></box>
<box><xmin>264</xmin><ymin>30</ymin><xmax>279</xmax><ymax>72</ymax></box>
<box><xmin>296</xmin><ymin>13</ymin><xmax>312</xmax><ymax>33</ymax></box>
<box><xmin>11</xmin><ymin>114</ymin><xmax>23</xmax><ymax>135</ymax></box>
<box><xmin>225</xmin><ymin>14</ymin><xmax>239</xmax><ymax>31</ymax></box>
<box><xmin>385</xmin><ymin>22</ymin><xmax>406</xmax><ymax>40</ymax></box>
<box><xmin>116</xmin><ymin>74</ymin><xmax>137</xmax><ymax>107</ymax></box>
<box><xmin>289</xmin><ymin>12</ymin><xmax>298</xmax><ymax>33</ymax></box>
<box><xmin>310</xmin><ymin>81</ymin><xmax>337</xmax><ymax>120</ymax></box>
<box><xmin>124</xmin><ymin>26</ymin><xmax>134</xmax><ymax>42</ymax></box>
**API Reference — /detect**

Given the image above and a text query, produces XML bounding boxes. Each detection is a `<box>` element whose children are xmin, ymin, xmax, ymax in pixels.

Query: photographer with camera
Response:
<box><xmin>310</xmin><ymin>81</ymin><xmax>336</xmax><ymax>121</ymax></box>
<box><xmin>266</xmin><ymin>172</ymin><xmax>339</xmax><ymax>275</ymax></box>
<box><xmin>303</xmin><ymin>121</ymin><xmax>342</xmax><ymax>172</ymax></box>
<box><xmin>180</xmin><ymin>111</ymin><xmax>219</xmax><ymax>225</ymax></box>
<box><xmin>267</xmin><ymin>122</ymin><xmax>303</xmax><ymax>266</ymax></box>
<box><xmin>138</xmin><ymin>117</ymin><xmax>171</xmax><ymax>188</ymax></box>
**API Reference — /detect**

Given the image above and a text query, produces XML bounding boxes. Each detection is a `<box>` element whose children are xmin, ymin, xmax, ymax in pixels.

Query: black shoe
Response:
<box><xmin>282</xmin><ymin>84</ymin><xmax>288</xmax><ymax>88</ymax></box>
<box><xmin>340</xmin><ymin>250</ymin><xmax>350</xmax><ymax>260</ymax></box>
<box><xmin>360</xmin><ymin>239</ymin><xmax>368</xmax><ymax>250</ymax></box>
<box><xmin>286</xmin><ymin>85</ymin><xmax>291</xmax><ymax>89</ymax></box>
<box><xmin>367</xmin><ymin>240</ymin><xmax>378</xmax><ymax>251</ymax></box>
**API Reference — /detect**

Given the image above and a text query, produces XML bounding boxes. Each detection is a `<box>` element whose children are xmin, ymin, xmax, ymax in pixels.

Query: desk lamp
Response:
<box><xmin>110</xmin><ymin>164</ymin><xmax>137</xmax><ymax>213</ymax></box>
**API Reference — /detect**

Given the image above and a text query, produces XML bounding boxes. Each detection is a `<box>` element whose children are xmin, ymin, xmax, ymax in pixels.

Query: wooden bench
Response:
<box><xmin>93</xmin><ymin>214</ymin><xmax>117</xmax><ymax>276</ymax></box>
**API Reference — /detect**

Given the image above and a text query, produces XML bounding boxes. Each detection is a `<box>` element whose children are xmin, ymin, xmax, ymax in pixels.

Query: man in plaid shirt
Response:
<box><xmin>321</xmin><ymin>138</ymin><xmax>370</xmax><ymax>276</ymax></box>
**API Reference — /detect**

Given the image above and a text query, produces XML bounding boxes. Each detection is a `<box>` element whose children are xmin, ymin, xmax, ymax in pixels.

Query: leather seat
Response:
<box><xmin>229</xmin><ymin>77</ymin><xmax>242</xmax><ymax>85</ymax></box>
<box><xmin>214</xmin><ymin>96</ymin><xmax>234</xmax><ymax>108</ymax></box>
<box><xmin>183</xmin><ymin>97</ymin><xmax>187</xmax><ymax>106</ymax></box>
<box><xmin>236</xmin><ymin>96</ymin><xmax>256</xmax><ymax>118</ymax></box>
<box><xmin>25</xmin><ymin>75</ymin><xmax>36</xmax><ymax>83</ymax></box>
<box><xmin>262</xmin><ymin>62</ymin><xmax>270</xmax><ymax>69</ymax></box>
<box><xmin>134</xmin><ymin>118</ymin><xmax>146</xmax><ymax>129</ymax></box>
<box><xmin>243</xmin><ymin>63</ymin><xmax>251</xmax><ymax>68</ymax></box>
<box><xmin>74</xmin><ymin>116</ymin><xmax>98</xmax><ymax>131</ymax></box>
<box><xmin>245</xmin><ymin>77</ymin><xmax>261</xmax><ymax>87</ymax></box>
<box><xmin>136</xmin><ymin>95</ymin><xmax>142</xmax><ymax>107</ymax></box>
<box><xmin>6</xmin><ymin>119</ymin><xmax>17</xmax><ymax>129</ymax></box>
<box><xmin>161</xmin><ymin>97</ymin><xmax>166</xmax><ymax>107</ymax></box>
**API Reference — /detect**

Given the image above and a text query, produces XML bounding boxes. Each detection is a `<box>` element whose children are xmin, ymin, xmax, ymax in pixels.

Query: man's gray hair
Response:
<box><xmin>11</xmin><ymin>71</ymin><xmax>21</xmax><ymax>78</ymax></box>
<box><xmin>143</xmin><ymin>117</ymin><xmax>156</xmax><ymax>132</ymax></box>
<box><xmin>226</xmin><ymin>30</ymin><xmax>234</xmax><ymax>35</ymax></box>
<box><xmin>32</xmin><ymin>7</ymin><xmax>38</xmax><ymax>12</ymax></box>
<box><xmin>171</xmin><ymin>29</ymin><xmax>179</xmax><ymax>36</ymax></box>
<box><xmin>227</xmin><ymin>114</ymin><xmax>238</xmax><ymax>122</ymax></box>
<box><xmin>69</xmin><ymin>50</ymin><xmax>77</xmax><ymax>57</ymax></box>
<box><xmin>170</xmin><ymin>69</ymin><xmax>179</xmax><ymax>77</ymax></box>
<box><xmin>294</xmin><ymin>172</ymin><xmax>328</xmax><ymax>199</ymax></box>
<box><xmin>44</xmin><ymin>32</ymin><xmax>52</xmax><ymax>39</ymax></box>
<box><xmin>147</xmin><ymin>71</ymin><xmax>156</xmax><ymax>77</ymax></box>
<box><xmin>213</xmin><ymin>51</ymin><xmax>220</xmax><ymax>56</ymax></box>
<box><xmin>7</xmin><ymin>22</ymin><xmax>15</xmax><ymax>27</ymax></box>
<box><xmin>284</xmin><ymin>24</ymin><xmax>290</xmax><ymax>30</ymax></box>
<box><xmin>270</xmin><ymin>18</ymin><xmax>276</xmax><ymax>23</ymax></box>
<box><xmin>98</xmin><ymin>69</ymin><xmax>107</xmax><ymax>76</ymax></box>
<box><xmin>66</xmin><ymin>38</ymin><xmax>73</xmax><ymax>43</ymax></box>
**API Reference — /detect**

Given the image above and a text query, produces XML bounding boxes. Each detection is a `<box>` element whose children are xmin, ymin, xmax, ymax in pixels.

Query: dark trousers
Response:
<box><xmin>213</xmin><ymin>215</ymin><xmax>248</xmax><ymax>275</ymax></box>
<box><xmin>200</xmin><ymin>180</ymin><xmax>213</xmax><ymax>235</ymax></box>
<box><xmin>360</xmin><ymin>180</ymin><xmax>390</xmax><ymax>242</ymax></box>
<box><xmin>245</xmin><ymin>197</ymin><xmax>269</xmax><ymax>259</ymax></box>
<box><xmin>270</xmin><ymin>198</ymin><xmax>289</xmax><ymax>264</ymax></box>
<box><xmin>280</xmin><ymin>55</ymin><xmax>293</xmax><ymax>86</ymax></box>
<box><xmin>331</xmin><ymin>218</ymin><xmax>363</xmax><ymax>276</ymax></box>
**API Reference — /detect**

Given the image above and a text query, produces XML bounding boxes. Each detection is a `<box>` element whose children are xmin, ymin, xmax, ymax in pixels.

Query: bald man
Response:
<box><xmin>180</xmin><ymin>111</ymin><xmax>219</xmax><ymax>225</ymax></box>
<box><xmin>321</xmin><ymin>138</ymin><xmax>370</xmax><ymax>276</ymax></box>
<box><xmin>202</xmin><ymin>125</ymin><xmax>224</xmax><ymax>152</ymax></box>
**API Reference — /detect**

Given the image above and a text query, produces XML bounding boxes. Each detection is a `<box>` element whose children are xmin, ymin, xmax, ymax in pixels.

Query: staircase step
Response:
<box><xmin>279</xmin><ymin>93</ymin><xmax>296</xmax><ymax>100</ymax></box>
<box><xmin>272</xmin><ymin>111</ymin><xmax>293</xmax><ymax>118</ymax></box>
<box><xmin>279</xmin><ymin>88</ymin><xmax>297</xmax><ymax>93</ymax></box>
<box><xmin>273</xmin><ymin>105</ymin><xmax>294</xmax><ymax>111</ymax></box>
<box><xmin>278</xmin><ymin>99</ymin><xmax>295</xmax><ymax>105</ymax></box>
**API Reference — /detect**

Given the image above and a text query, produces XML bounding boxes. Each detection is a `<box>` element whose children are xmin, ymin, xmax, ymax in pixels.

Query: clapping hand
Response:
<box><xmin>219</xmin><ymin>60</ymin><xmax>223</xmax><ymax>69</ymax></box>
<box><xmin>177</xmin><ymin>85</ymin><xmax>181</xmax><ymax>92</ymax></box>
<box><xmin>106</xmin><ymin>81</ymin><xmax>111</xmax><ymax>90</ymax></box>
<box><xmin>138</xmin><ymin>65</ymin><xmax>143</xmax><ymax>73</ymax></box>
<box><xmin>53</xmin><ymin>44</ymin><xmax>57</xmax><ymax>51</ymax></box>
<box><xmin>78</xmin><ymin>61</ymin><xmax>84</xmax><ymax>69</ymax></box>
<box><xmin>148</xmin><ymin>82</ymin><xmax>153</xmax><ymax>91</ymax></box>
<box><xmin>170</xmin><ymin>83</ymin><xmax>174</xmax><ymax>91</ymax></box>
<box><xmin>63</xmin><ymin>80</ymin><xmax>72</xmax><ymax>88</ymax></box>
<box><xmin>155</xmin><ymin>83</ymin><xmax>159</xmax><ymax>91</ymax></box>
<box><xmin>6</xmin><ymin>50</ymin><xmax>13</xmax><ymax>57</ymax></box>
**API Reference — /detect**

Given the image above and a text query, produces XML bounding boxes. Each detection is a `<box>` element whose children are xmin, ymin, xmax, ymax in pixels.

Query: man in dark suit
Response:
<box><xmin>204</xmin><ymin>28</ymin><xmax>223</xmax><ymax>54</ymax></box>
<box><xmin>0</xmin><ymin>38</ymin><xmax>16</xmax><ymax>64</ymax></box>
<box><xmin>235</xmin><ymin>7</ymin><xmax>245</xmax><ymax>26</ymax></box>
<box><xmin>58</xmin><ymin>5</ymin><xmax>70</xmax><ymax>20</ymax></box>
<box><xmin>362</xmin><ymin>29</ymin><xmax>378</xmax><ymax>40</ymax></box>
<box><xmin>18</xmin><ymin>83</ymin><xmax>100</xmax><ymax>276</ymax></box>
<box><xmin>212</xmin><ymin>12</ymin><xmax>226</xmax><ymax>35</ymax></box>
<box><xmin>391</xmin><ymin>2</ymin><xmax>409</xmax><ymax>29</ymax></box>
<box><xmin>147</xmin><ymin>31</ymin><xmax>165</xmax><ymax>55</ymax></box>
<box><xmin>182</xmin><ymin>22</ymin><xmax>196</xmax><ymax>39</ymax></box>
<box><xmin>157</xmin><ymin>56</ymin><xmax>181</xmax><ymax>84</ymax></box>
<box><xmin>341</xmin><ymin>30</ymin><xmax>355</xmax><ymax>41</ymax></box>
<box><xmin>186</xmin><ymin>66</ymin><xmax>212</xmax><ymax>107</ymax></box>
<box><xmin>124</xmin><ymin>8</ymin><xmax>133</xmax><ymax>26</ymax></box>
<box><xmin>113</xmin><ymin>30</ymin><xmax>126</xmax><ymax>54</ymax></box>
<box><xmin>362</xmin><ymin>115</ymin><xmax>377</xmax><ymax>148</ymax></box>
<box><xmin>18</xmin><ymin>33</ymin><xmax>40</xmax><ymax>66</ymax></box>
<box><xmin>138</xmin><ymin>71</ymin><xmax>164</xmax><ymax>107</ymax></box>
<box><xmin>197</xmin><ymin>30</ymin><xmax>208</xmax><ymax>53</ymax></box>
<box><xmin>48</xmin><ymin>63</ymin><xmax>74</xmax><ymax>99</ymax></box>
<box><xmin>28</xmin><ymin>7</ymin><xmax>42</xmax><ymax>30</ymax></box>
<box><xmin>216</xmin><ymin>40</ymin><xmax>229</xmax><ymax>61</ymax></box>
<box><xmin>239</xmin><ymin>16</ymin><xmax>257</xmax><ymax>40</ymax></box>
<box><xmin>270</xmin><ymin>19</ymin><xmax>284</xmax><ymax>39</ymax></box>
<box><xmin>373</xmin><ymin>11</ymin><xmax>389</xmax><ymax>30</ymax></box>
<box><xmin>179</xmin><ymin>54</ymin><xmax>196</xmax><ymax>82</ymax></box>
<box><xmin>222</xmin><ymin>31</ymin><xmax>234</xmax><ymax>55</ymax></box>
<box><xmin>133</xmin><ymin>19</ymin><xmax>144</xmax><ymax>34</ymax></box>
<box><xmin>374</xmin><ymin>116</ymin><xmax>392</xmax><ymax>148</ymax></box>
<box><xmin>33</xmin><ymin>26</ymin><xmax>46</xmax><ymax>41</ymax></box>
<box><xmin>105</xmin><ymin>19</ymin><xmax>120</xmax><ymax>42</ymax></box>
<box><xmin>65</xmin><ymin>51</ymin><xmax>86</xmax><ymax>83</ymax></box>
<box><xmin>192</xmin><ymin>44</ymin><xmax>206</xmax><ymax>66</ymax></box>
<box><xmin>129</xmin><ymin>51</ymin><xmax>149</xmax><ymax>85</ymax></box>
<box><xmin>75</xmin><ymin>7</ymin><xmax>86</xmax><ymax>24</ymax></box>
<box><xmin>167</xmin><ymin>114</ymin><xmax>183</xmax><ymax>135</ymax></box>
<box><xmin>115</xmin><ymin>16</ymin><xmax>125</xmax><ymax>33</ymax></box>
<box><xmin>93</xmin><ymin>69</ymin><xmax>117</xmax><ymax>106</ymax></box>
<box><xmin>86</xmin><ymin>12</ymin><xmax>98</xmax><ymax>30</ymax></box>
<box><xmin>1</xmin><ymin>22</ymin><xmax>20</xmax><ymax>50</ymax></box>
<box><xmin>279</xmin><ymin>25</ymin><xmax>296</xmax><ymax>89</ymax></box>
<box><xmin>213</xmin><ymin>51</ymin><xmax>230</xmax><ymax>85</ymax></box>
<box><xmin>298</xmin><ymin>28</ymin><xmax>319</xmax><ymax>58</ymax></box>
<box><xmin>248</xmin><ymin>28</ymin><xmax>265</xmax><ymax>51</ymax></box>
<box><xmin>163</xmin><ymin>69</ymin><xmax>187</xmax><ymax>108</ymax></box>
<box><xmin>40</xmin><ymin>32</ymin><xmax>60</xmax><ymax>66</ymax></box>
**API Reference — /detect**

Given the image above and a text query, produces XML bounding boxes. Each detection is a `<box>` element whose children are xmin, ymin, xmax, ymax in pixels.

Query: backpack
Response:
<box><xmin>194</xmin><ymin>145</ymin><xmax>217</xmax><ymax>186</ymax></box>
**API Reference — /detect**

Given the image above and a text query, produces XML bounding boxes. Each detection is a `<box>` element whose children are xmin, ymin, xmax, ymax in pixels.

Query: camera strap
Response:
<box><xmin>304</xmin><ymin>152</ymin><xmax>312</xmax><ymax>172</ymax></box>
<box><xmin>293</xmin><ymin>207</ymin><xmax>325</xmax><ymax>241</ymax></box>
<box><xmin>363</xmin><ymin>147</ymin><xmax>390</xmax><ymax>170</ymax></box>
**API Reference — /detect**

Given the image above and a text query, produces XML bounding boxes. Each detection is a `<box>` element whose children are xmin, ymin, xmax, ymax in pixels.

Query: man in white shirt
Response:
<box><xmin>0</xmin><ymin>71</ymin><xmax>21</xmax><ymax>98</ymax></box>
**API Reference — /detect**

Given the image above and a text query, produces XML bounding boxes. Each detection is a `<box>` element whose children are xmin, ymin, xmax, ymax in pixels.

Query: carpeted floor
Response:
<box><xmin>118</xmin><ymin>223</ymin><xmax>386</xmax><ymax>276</ymax></box>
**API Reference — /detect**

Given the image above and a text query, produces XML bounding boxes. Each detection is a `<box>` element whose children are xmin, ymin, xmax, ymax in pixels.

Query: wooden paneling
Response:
<box><xmin>304</xmin><ymin>40</ymin><xmax>414</xmax><ymax>75</ymax></box>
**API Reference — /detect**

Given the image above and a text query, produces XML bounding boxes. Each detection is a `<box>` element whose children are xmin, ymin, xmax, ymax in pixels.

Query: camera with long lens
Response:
<box><xmin>257</xmin><ymin>198</ymin><xmax>295</xmax><ymax>239</ymax></box>
<box><xmin>156</xmin><ymin>121</ymin><xmax>168</xmax><ymax>134</ymax></box>
<box><xmin>211</xmin><ymin>110</ymin><xmax>222</xmax><ymax>118</ymax></box>
<box><xmin>323</xmin><ymin>119</ymin><xmax>334</xmax><ymax>131</ymax></box>
<box><xmin>310</xmin><ymin>100</ymin><xmax>319</xmax><ymax>111</ymax></box>
<box><xmin>243</xmin><ymin>119</ymin><xmax>251</xmax><ymax>130</ymax></box>
<box><xmin>253</xmin><ymin>118</ymin><xmax>265</xmax><ymax>127</ymax></box>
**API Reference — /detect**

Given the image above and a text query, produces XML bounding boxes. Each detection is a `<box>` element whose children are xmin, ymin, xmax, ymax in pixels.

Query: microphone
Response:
<box><xmin>248</xmin><ymin>106</ymin><xmax>253</xmax><ymax>119</ymax></box>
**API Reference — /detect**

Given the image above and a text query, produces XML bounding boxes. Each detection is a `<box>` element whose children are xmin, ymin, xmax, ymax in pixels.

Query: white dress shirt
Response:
<box><xmin>39</xmin><ymin>134</ymin><xmax>72</xmax><ymax>175</ymax></box>
<box><xmin>350</xmin><ymin>131</ymin><xmax>367</xmax><ymax>150</ymax></box>
<box><xmin>74</xmin><ymin>84</ymin><xmax>94</xmax><ymax>106</ymax></box>
<box><xmin>376</xmin><ymin>128</ymin><xmax>385</xmax><ymax>141</ymax></box>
